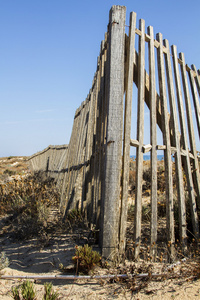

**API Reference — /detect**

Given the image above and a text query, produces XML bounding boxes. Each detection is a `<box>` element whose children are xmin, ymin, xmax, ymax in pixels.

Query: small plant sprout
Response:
<box><xmin>21</xmin><ymin>281</ymin><xmax>36</xmax><ymax>300</ymax></box>
<box><xmin>43</xmin><ymin>282</ymin><xmax>60</xmax><ymax>300</ymax></box>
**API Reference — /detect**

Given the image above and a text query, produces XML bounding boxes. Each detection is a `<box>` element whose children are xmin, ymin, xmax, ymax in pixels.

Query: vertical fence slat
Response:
<box><xmin>148</xmin><ymin>25</ymin><xmax>157</xmax><ymax>256</ymax></box>
<box><xmin>119</xmin><ymin>11</ymin><xmax>136</xmax><ymax>254</ymax></box>
<box><xmin>91</xmin><ymin>61</ymin><xmax>100</xmax><ymax>224</ymax></box>
<box><xmin>164</xmin><ymin>39</ymin><xmax>187</xmax><ymax>249</ymax></box>
<box><xmin>192</xmin><ymin>64</ymin><xmax>200</xmax><ymax>97</ymax></box>
<box><xmin>180</xmin><ymin>52</ymin><xmax>200</xmax><ymax>208</ymax></box>
<box><xmin>100</xmin><ymin>33</ymin><xmax>108</xmax><ymax>244</ymax></box>
<box><xmin>156</xmin><ymin>33</ymin><xmax>175</xmax><ymax>257</ymax></box>
<box><xmin>188</xmin><ymin>68</ymin><xmax>200</xmax><ymax>139</ymax></box>
<box><xmin>171</xmin><ymin>45</ymin><xmax>199</xmax><ymax>238</ymax></box>
<box><xmin>96</xmin><ymin>41</ymin><xmax>106</xmax><ymax>227</ymax></box>
<box><xmin>134</xmin><ymin>18</ymin><xmax>145</xmax><ymax>258</ymax></box>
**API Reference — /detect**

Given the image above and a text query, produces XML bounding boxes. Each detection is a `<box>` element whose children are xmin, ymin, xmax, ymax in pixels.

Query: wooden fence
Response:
<box><xmin>29</xmin><ymin>6</ymin><xmax>200</xmax><ymax>260</ymax></box>
<box><xmin>27</xmin><ymin>144</ymin><xmax>68</xmax><ymax>188</ymax></box>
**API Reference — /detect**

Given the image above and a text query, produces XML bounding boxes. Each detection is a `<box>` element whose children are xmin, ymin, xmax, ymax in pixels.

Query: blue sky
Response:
<box><xmin>0</xmin><ymin>0</ymin><xmax>199</xmax><ymax>157</ymax></box>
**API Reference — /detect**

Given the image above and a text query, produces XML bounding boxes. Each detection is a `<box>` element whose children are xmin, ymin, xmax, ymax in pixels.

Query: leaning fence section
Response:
<box><xmin>60</xmin><ymin>6</ymin><xmax>126</xmax><ymax>259</ymax></box>
<box><xmin>27</xmin><ymin>144</ymin><xmax>68</xmax><ymax>187</ymax></box>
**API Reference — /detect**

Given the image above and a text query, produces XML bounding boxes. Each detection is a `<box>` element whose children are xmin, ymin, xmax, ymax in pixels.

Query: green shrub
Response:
<box><xmin>72</xmin><ymin>244</ymin><xmax>101</xmax><ymax>273</ymax></box>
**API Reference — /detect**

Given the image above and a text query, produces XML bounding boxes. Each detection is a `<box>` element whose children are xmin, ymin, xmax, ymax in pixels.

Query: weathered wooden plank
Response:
<box><xmin>156</xmin><ymin>33</ymin><xmax>175</xmax><ymax>258</ymax></box>
<box><xmin>86</xmin><ymin>72</ymin><xmax>99</xmax><ymax>223</ymax></box>
<box><xmin>156</xmin><ymin>145</ymin><xmax>166</xmax><ymax>150</ymax></box>
<box><xmin>119</xmin><ymin>11</ymin><xmax>136</xmax><ymax>254</ymax></box>
<box><xmin>56</xmin><ymin>146</ymin><xmax>69</xmax><ymax>189</ymax></box>
<box><xmin>164</xmin><ymin>39</ymin><xmax>187</xmax><ymax>249</ymax></box>
<box><xmin>84</xmin><ymin>90</ymin><xmax>96</xmax><ymax>220</ymax></box>
<box><xmin>134</xmin><ymin>18</ymin><xmax>145</xmax><ymax>259</ymax></box>
<box><xmin>59</xmin><ymin>113</ymin><xmax>79</xmax><ymax>213</ymax></box>
<box><xmin>171</xmin><ymin>45</ymin><xmax>199</xmax><ymax>238</ymax></box>
<box><xmin>180</xmin><ymin>52</ymin><xmax>200</xmax><ymax>207</ymax></box>
<box><xmin>101</xmin><ymin>5</ymin><xmax>126</xmax><ymax>259</ymax></box>
<box><xmin>133</xmin><ymin>50</ymin><xmax>163</xmax><ymax>136</ymax></box>
<box><xmin>191</xmin><ymin>64</ymin><xmax>200</xmax><ymax>97</ymax></box>
<box><xmin>148</xmin><ymin>25</ymin><xmax>157</xmax><ymax>257</ymax></box>
<box><xmin>99</xmin><ymin>33</ymin><xmax>108</xmax><ymax>244</ymax></box>
<box><xmin>66</xmin><ymin>104</ymin><xmax>85</xmax><ymax>210</ymax></box>
<box><xmin>75</xmin><ymin>99</ymin><xmax>90</xmax><ymax>209</ymax></box>
<box><xmin>130</xmin><ymin>139</ymin><xmax>139</xmax><ymax>147</ymax></box>
<box><xmin>93</xmin><ymin>52</ymin><xmax>103</xmax><ymax>226</ymax></box>
<box><xmin>91</xmin><ymin>57</ymin><xmax>101</xmax><ymax>225</ymax></box>
<box><xmin>142</xmin><ymin>144</ymin><xmax>152</xmax><ymax>153</ymax></box>
<box><xmin>96</xmin><ymin>39</ymin><xmax>107</xmax><ymax>228</ymax></box>
<box><xmin>188</xmin><ymin>67</ymin><xmax>200</xmax><ymax>139</ymax></box>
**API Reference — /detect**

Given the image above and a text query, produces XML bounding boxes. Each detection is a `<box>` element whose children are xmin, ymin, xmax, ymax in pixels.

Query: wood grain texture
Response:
<box><xmin>119</xmin><ymin>11</ymin><xmax>136</xmax><ymax>254</ymax></box>
<box><xmin>101</xmin><ymin>5</ymin><xmax>126</xmax><ymax>259</ymax></box>
<box><xmin>134</xmin><ymin>18</ymin><xmax>145</xmax><ymax>258</ymax></box>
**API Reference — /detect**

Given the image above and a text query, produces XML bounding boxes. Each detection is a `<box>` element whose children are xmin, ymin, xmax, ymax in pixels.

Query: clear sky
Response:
<box><xmin>0</xmin><ymin>0</ymin><xmax>199</xmax><ymax>157</ymax></box>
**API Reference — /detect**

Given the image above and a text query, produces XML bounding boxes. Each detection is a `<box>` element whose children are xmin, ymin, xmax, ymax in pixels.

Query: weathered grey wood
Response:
<box><xmin>164</xmin><ymin>39</ymin><xmax>187</xmax><ymax>250</ymax></box>
<box><xmin>96</xmin><ymin>40</ymin><xmax>107</xmax><ymax>228</ymax></box>
<box><xmin>188</xmin><ymin>68</ymin><xmax>200</xmax><ymax>139</ymax></box>
<box><xmin>56</xmin><ymin>146</ymin><xmax>69</xmax><ymax>188</ymax></box>
<box><xmin>66</xmin><ymin>105</ymin><xmax>84</xmax><ymax>210</ymax></box>
<box><xmin>142</xmin><ymin>144</ymin><xmax>152</xmax><ymax>153</ymax></box>
<box><xmin>119</xmin><ymin>11</ymin><xmax>136</xmax><ymax>254</ymax></box>
<box><xmin>101</xmin><ymin>5</ymin><xmax>126</xmax><ymax>259</ymax></box>
<box><xmin>81</xmin><ymin>92</ymin><xmax>92</xmax><ymax>213</ymax></box>
<box><xmin>172</xmin><ymin>46</ymin><xmax>199</xmax><ymax>239</ymax></box>
<box><xmin>91</xmin><ymin>58</ymin><xmax>101</xmax><ymax>225</ymax></box>
<box><xmin>148</xmin><ymin>25</ymin><xmax>157</xmax><ymax>257</ymax></box>
<box><xmin>156</xmin><ymin>33</ymin><xmax>175</xmax><ymax>258</ymax></box>
<box><xmin>191</xmin><ymin>64</ymin><xmax>200</xmax><ymax>97</ymax></box>
<box><xmin>60</xmin><ymin>109</ymin><xmax>80</xmax><ymax>213</ymax></box>
<box><xmin>134</xmin><ymin>18</ymin><xmax>145</xmax><ymax>259</ymax></box>
<box><xmin>73</xmin><ymin>100</ymin><xmax>90</xmax><ymax>209</ymax></box>
<box><xmin>180</xmin><ymin>52</ymin><xmax>200</xmax><ymax>207</ymax></box>
<box><xmin>156</xmin><ymin>145</ymin><xmax>166</xmax><ymax>150</ymax></box>
<box><xmin>84</xmin><ymin>74</ymin><xmax>97</xmax><ymax>219</ymax></box>
<box><xmin>133</xmin><ymin>50</ymin><xmax>163</xmax><ymax>134</ymax></box>
<box><xmin>77</xmin><ymin>97</ymin><xmax>90</xmax><ymax>210</ymax></box>
<box><xmin>99</xmin><ymin>33</ymin><xmax>108</xmax><ymax>244</ymax></box>
<box><xmin>86</xmin><ymin>72</ymin><xmax>99</xmax><ymax>223</ymax></box>
<box><xmin>130</xmin><ymin>139</ymin><xmax>139</xmax><ymax>147</ymax></box>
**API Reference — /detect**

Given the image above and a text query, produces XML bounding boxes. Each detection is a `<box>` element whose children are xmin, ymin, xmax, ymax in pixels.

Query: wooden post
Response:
<box><xmin>101</xmin><ymin>5</ymin><xmax>126</xmax><ymax>259</ymax></box>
